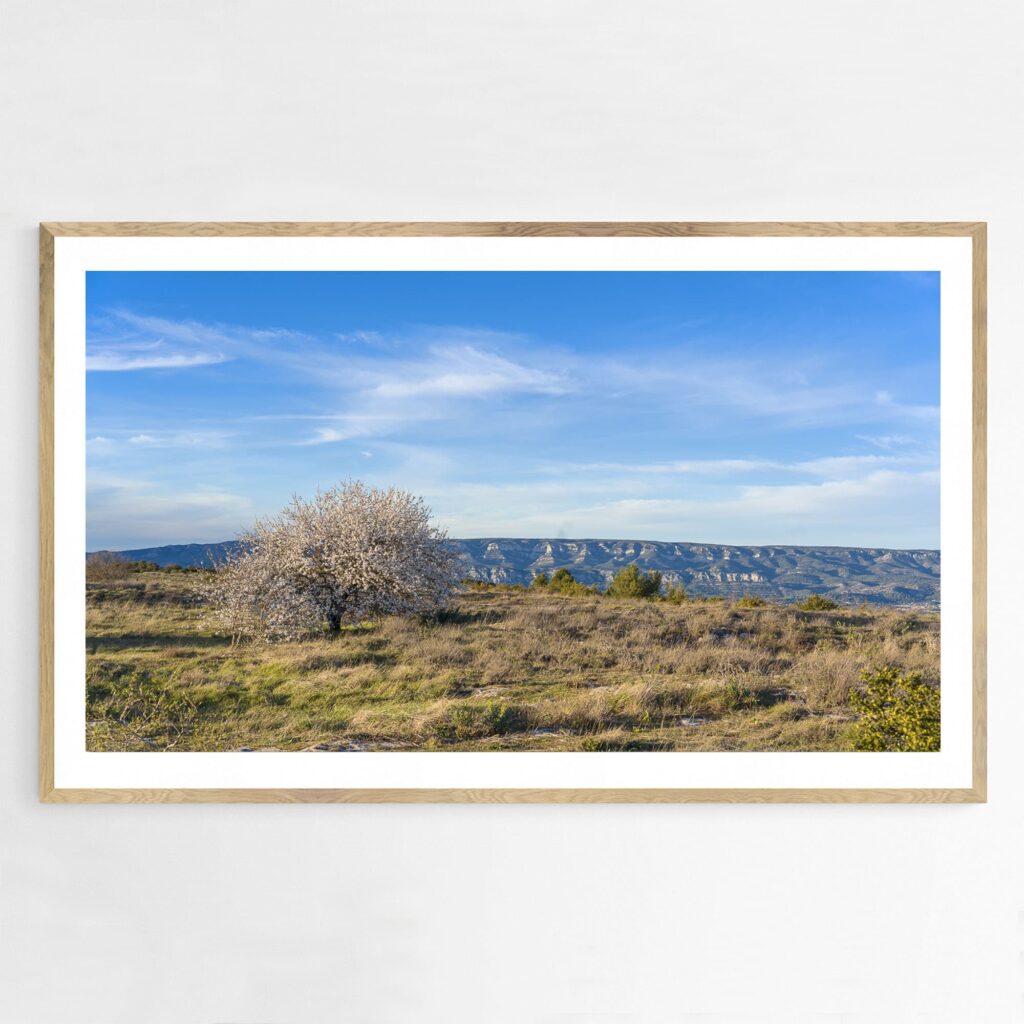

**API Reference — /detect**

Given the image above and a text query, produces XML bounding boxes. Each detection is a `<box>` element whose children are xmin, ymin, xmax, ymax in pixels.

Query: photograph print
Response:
<box><xmin>42</xmin><ymin>223</ymin><xmax>985</xmax><ymax>800</ymax></box>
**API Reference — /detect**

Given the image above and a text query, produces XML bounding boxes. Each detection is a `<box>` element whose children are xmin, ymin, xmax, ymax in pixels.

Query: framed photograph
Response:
<box><xmin>39</xmin><ymin>221</ymin><xmax>986</xmax><ymax>802</ymax></box>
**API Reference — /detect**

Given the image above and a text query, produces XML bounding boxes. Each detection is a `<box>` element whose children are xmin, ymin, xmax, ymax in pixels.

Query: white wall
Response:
<box><xmin>1</xmin><ymin>2</ymin><xmax>1021</xmax><ymax>1021</ymax></box>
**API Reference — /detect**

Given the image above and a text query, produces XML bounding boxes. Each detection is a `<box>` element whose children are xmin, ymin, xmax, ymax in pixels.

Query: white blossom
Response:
<box><xmin>204</xmin><ymin>481</ymin><xmax>461</xmax><ymax>643</ymax></box>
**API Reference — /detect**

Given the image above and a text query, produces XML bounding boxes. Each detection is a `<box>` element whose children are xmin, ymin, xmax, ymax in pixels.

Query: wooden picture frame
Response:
<box><xmin>40</xmin><ymin>221</ymin><xmax>986</xmax><ymax>802</ymax></box>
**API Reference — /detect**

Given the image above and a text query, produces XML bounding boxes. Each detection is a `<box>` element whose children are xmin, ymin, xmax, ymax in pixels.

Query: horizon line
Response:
<box><xmin>93</xmin><ymin>536</ymin><xmax>942</xmax><ymax>556</ymax></box>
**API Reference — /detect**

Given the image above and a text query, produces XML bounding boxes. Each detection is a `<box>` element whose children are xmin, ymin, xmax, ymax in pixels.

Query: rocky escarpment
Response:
<box><xmin>104</xmin><ymin>537</ymin><xmax>940</xmax><ymax>607</ymax></box>
<box><xmin>453</xmin><ymin>538</ymin><xmax>939</xmax><ymax>606</ymax></box>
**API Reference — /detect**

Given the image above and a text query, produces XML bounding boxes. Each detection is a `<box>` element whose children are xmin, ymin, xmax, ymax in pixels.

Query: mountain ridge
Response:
<box><xmin>95</xmin><ymin>537</ymin><xmax>941</xmax><ymax>607</ymax></box>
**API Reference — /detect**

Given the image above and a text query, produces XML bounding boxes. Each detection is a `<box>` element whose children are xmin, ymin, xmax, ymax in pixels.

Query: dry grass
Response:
<box><xmin>85</xmin><ymin>571</ymin><xmax>940</xmax><ymax>752</ymax></box>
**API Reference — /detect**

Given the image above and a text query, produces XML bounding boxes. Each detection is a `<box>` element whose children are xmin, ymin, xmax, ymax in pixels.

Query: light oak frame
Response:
<box><xmin>39</xmin><ymin>221</ymin><xmax>987</xmax><ymax>803</ymax></box>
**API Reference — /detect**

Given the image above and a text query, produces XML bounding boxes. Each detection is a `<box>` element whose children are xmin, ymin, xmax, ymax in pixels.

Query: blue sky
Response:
<box><xmin>86</xmin><ymin>270</ymin><xmax>940</xmax><ymax>551</ymax></box>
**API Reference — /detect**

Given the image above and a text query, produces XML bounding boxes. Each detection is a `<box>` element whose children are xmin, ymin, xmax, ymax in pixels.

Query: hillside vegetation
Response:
<box><xmin>85</xmin><ymin>569</ymin><xmax>940</xmax><ymax>753</ymax></box>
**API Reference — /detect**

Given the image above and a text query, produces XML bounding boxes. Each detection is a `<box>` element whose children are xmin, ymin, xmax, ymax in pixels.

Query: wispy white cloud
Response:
<box><xmin>270</xmin><ymin>335</ymin><xmax>572</xmax><ymax>444</ymax></box>
<box><xmin>88</xmin><ymin>429</ymin><xmax>235</xmax><ymax>451</ymax></box>
<box><xmin>292</xmin><ymin>413</ymin><xmax>435</xmax><ymax>446</ymax></box>
<box><xmin>790</xmin><ymin>454</ymin><xmax>931</xmax><ymax>478</ymax></box>
<box><xmin>558</xmin><ymin>458</ymin><xmax>783</xmax><ymax>476</ymax></box>
<box><xmin>112</xmin><ymin>310</ymin><xmax>305</xmax><ymax>347</ymax></box>
<box><xmin>856</xmin><ymin>433</ymin><xmax>920</xmax><ymax>450</ymax></box>
<box><xmin>874</xmin><ymin>389</ymin><xmax>939</xmax><ymax>422</ymax></box>
<box><xmin>544</xmin><ymin>453</ymin><xmax>933</xmax><ymax>480</ymax></box>
<box><xmin>86</xmin><ymin>351</ymin><xmax>229</xmax><ymax>372</ymax></box>
<box><xmin>87</xmin><ymin>309</ymin><xmax>308</xmax><ymax>374</ymax></box>
<box><xmin>296</xmin><ymin>427</ymin><xmax>353</xmax><ymax>446</ymax></box>
<box><xmin>335</xmin><ymin>330</ymin><xmax>389</xmax><ymax>347</ymax></box>
<box><xmin>577</xmin><ymin>351</ymin><xmax>941</xmax><ymax>435</ymax></box>
<box><xmin>371</xmin><ymin>345</ymin><xmax>568</xmax><ymax>399</ymax></box>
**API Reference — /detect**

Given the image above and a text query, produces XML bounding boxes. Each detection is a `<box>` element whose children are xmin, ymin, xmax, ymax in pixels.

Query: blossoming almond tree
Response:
<box><xmin>206</xmin><ymin>481</ymin><xmax>461</xmax><ymax>643</ymax></box>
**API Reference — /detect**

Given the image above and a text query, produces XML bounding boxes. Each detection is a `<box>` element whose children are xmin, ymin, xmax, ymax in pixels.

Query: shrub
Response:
<box><xmin>463</xmin><ymin>578</ymin><xmax>502</xmax><ymax>592</ymax></box>
<box><xmin>849</xmin><ymin>666</ymin><xmax>940</xmax><ymax>751</ymax></box>
<box><xmin>432</xmin><ymin>701</ymin><xmax>527</xmax><ymax>741</ymax></box>
<box><xmin>86</xmin><ymin>551</ymin><xmax>132</xmax><ymax>583</ymax></box>
<box><xmin>204</xmin><ymin>480</ymin><xmax>461</xmax><ymax>642</ymax></box>
<box><xmin>798</xmin><ymin>594</ymin><xmax>839</xmax><ymax>611</ymax></box>
<box><xmin>546</xmin><ymin>568</ymin><xmax>595</xmax><ymax>596</ymax></box>
<box><xmin>718</xmin><ymin>679</ymin><xmax>767</xmax><ymax>712</ymax></box>
<box><xmin>661</xmin><ymin>584</ymin><xmax>688</xmax><ymax>605</ymax></box>
<box><xmin>90</xmin><ymin>668</ymin><xmax>198</xmax><ymax>751</ymax></box>
<box><xmin>736</xmin><ymin>595</ymin><xmax>767</xmax><ymax>608</ymax></box>
<box><xmin>530</xmin><ymin>572</ymin><xmax>550</xmax><ymax>588</ymax></box>
<box><xmin>606</xmin><ymin>564</ymin><xmax>662</xmax><ymax>599</ymax></box>
<box><xmin>549</xmin><ymin>568</ymin><xmax>576</xmax><ymax>591</ymax></box>
<box><xmin>461</xmin><ymin>579</ymin><xmax>524</xmax><ymax>594</ymax></box>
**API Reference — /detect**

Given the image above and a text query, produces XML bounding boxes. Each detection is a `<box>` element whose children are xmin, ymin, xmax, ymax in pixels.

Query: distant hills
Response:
<box><xmin>98</xmin><ymin>537</ymin><xmax>941</xmax><ymax>607</ymax></box>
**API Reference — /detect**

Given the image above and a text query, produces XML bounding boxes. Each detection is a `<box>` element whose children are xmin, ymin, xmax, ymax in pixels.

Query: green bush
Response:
<box><xmin>736</xmin><ymin>595</ymin><xmax>767</xmax><ymax>608</ymax></box>
<box><xmin>606</xmin><ymin>564</ymin><xmax>662</xmax><ymax>599</ymax></box>
<box><xmin>798</xmin><ymin>594</ymin><xmax>839</xmax><ymax>611</ymax></box>
<box><xmin>661</xmin><ymin>584</ymin><xmax>687</xmax><ymax>605</ymax></box>
<box><xmin>546</xmin><ymin>568</ymin><xmax>595</xmax><ymax>596</ymax></box>
<box><xmin>849</xmin><ymin>666</ymin><xmax>940</xmax><ymax>752</ymax></box>
<box><xmin>530</xmin><ymin>572</ymin><xmax>550</xmax><ymax>588</ymax></box>
<box><xmin>549</xmin><ymin>568</ymin><xmax>575</xmax><ymax>590</ymax></box>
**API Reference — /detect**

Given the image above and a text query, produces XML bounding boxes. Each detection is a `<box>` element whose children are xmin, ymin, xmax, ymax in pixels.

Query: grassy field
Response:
<box><xmin>85</xmin><ymin>569</ymin><xmax>940</xmax><ymax>752</ymax></box>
